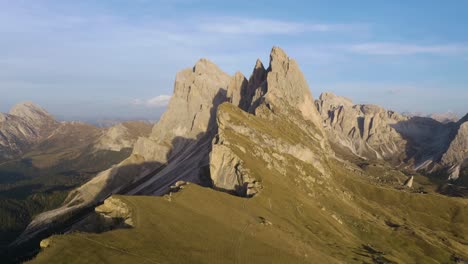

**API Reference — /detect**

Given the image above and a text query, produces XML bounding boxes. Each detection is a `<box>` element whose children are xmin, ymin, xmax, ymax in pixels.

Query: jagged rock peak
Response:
<box><xmin>226</xmin><ymin>71</ymin><xmax>248</xmax><ymax>109</ymax></box>
<box><xmin>255</xmin><ymin>58</ymin><xmax>264</xmax><ymax>69</ymax></box>
<box><xmin>262</xmin><ymin>46</ymin><xmax>323</xmax><ymax>130</ymax></box>
<box><xmin>269</xmin><ymin>46</ymin><xmax>289</xmax><ymax>72</ymax></box>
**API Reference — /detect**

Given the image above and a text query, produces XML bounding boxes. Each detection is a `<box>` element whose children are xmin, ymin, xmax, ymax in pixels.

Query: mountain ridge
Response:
<box><xmin>3</xmin><ymin>47</ymin><xmax>468</xmax><ymax>263</ymax></box>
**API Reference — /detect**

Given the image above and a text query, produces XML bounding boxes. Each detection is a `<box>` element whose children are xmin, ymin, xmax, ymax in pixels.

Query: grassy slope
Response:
<box><xmin>30</xmin><ymin>104</ymin><xmax>468</xmax><ymax>263</ymax></box>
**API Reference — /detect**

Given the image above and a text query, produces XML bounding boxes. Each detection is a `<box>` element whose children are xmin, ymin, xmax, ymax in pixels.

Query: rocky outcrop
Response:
<box><xmin>39</xmin><ymin>238</ymin><xmax>51</xmax><ymax>249</ymax></box>
<box><xmin>210</xmin><ymin>144</ymin><xmax>260</xmax><ymax>197</ymax></box>
<box><xmin>95</xmin><ymin>196</ymin><xmax>134</xmax><ymax>227</ymax></box>
<box><xmin>403</xmin><ymin>176</ymin><xmax>414</xmax><ymax>188</ymax></box>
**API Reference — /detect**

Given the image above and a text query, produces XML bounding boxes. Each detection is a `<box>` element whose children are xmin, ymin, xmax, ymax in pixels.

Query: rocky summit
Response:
<box><xmin>0</xmin><ymin>102</ymin><xmax>58</xmax><ymax>161</ymax></box>
<box><xmin>4</xmin><ymin>47</ymin><xmax>468</xmax><ymax>264</ymax></box>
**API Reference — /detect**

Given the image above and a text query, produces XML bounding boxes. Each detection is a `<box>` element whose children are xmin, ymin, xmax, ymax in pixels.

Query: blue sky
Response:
<box><xmin>0</xmin><ymin>0</ymin><xmax>467</xmax><ymax>121</ymax></box>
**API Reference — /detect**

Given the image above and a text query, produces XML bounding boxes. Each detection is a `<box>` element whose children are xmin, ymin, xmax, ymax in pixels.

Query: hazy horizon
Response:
<box><xmin>1</xmin><ymin>0</ymin><xmax>467</xmax><ymax>121</ymax></box>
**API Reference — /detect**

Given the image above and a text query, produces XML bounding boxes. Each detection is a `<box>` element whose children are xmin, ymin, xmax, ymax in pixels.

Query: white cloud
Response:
<box><xmin>131</xmin><ymin>95</ymin><xmax>171</xmax><ymax>108</ymax></box>
<box><xmin>348</xmin><ymin>43</ymin><xmax>468</xmax><ymax>55</ymax></box>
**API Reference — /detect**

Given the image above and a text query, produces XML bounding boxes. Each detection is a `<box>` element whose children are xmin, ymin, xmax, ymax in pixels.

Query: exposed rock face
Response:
<box><xmin>0</xmin><ymin>102</ymin><xmax>58</xmax><ymax>161</ymax></box>
<box><xmin>128</xmin><ymin>58</ymin><xmax>232</xmax><ymax>193</ymax></box>
<box><xmin>95</xmin><ymin>121</ymin><xmax>152</xmax><ymax>151</ymax></box>
<box><xmin>316</xmin><ymin>92</ymin><xmax>468</xmax><ymax>183</ymax></box>
<box><xmin>226</xmin><ymin>71</ymin><xmax>248</xmax><ymax>109</ymax></box>
<box><xmin>39</xmin><ymin>238</ymin><xmax>51</xmax><ymax>249</ymax></box>
<box><xmin>316</xmin><ymin>92</ymin><xmax>407</xmax><ymax>160</ymax></box>
<box><xmin>209</xmin><ymin>48</ymin><xmax>332</xmax><ymax>197</ymax></box>
<box><xmin>210</xmin><ymin>144</ymin><xmax>259</xmax><ymax>196</ymax></box>
<box><xmin>133</xmin><ymin>58</ymin><xmax>231</xmax><ymax>163</ymax></box>
<box><xmin>441</xmin><ymin>118</ymin><xmax>468</xmax><ymax>180</ymax></box>
<box><xmin>262</xmin><ymin>47</ymin><xmax>324</xmax><ymax>130</ymax></box>
<box><xmin>404</xmin><ymin>176</ymin><xmax>414</xmax><ymax>188</ymax></box>
<box><xmin>9</xmin><ymin>102</ymin><xmax>56</xmax><ymax>129</ymax></box>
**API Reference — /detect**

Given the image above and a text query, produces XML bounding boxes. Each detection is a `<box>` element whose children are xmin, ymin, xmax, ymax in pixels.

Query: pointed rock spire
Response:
<box><xmin>227</xmin><ymin>71</ymin><xmax>248</xmax><ymax>109</ymax></box>
<box><xmin>262</xmin><ymin>46</ymin><xmax>324</xmax><ymax>130</ymax></box>
<box><xmin>269</xmin><ymin>46</ymin><xmax>290</xmax><ymax>73</ymax></box>
<box><xmin>241</xmin><ymin>59</ymin><xmax>267</xmax><ymax>112</ymax></box>
<box><xmin>255</xmin><ymin>58</ymin><xmax>264</xmax><ymax>69</ymax></box>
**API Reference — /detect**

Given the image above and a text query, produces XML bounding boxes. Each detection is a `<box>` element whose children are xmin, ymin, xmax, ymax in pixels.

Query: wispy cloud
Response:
<box><xmin>131</xmin><ymin>95</ymin><xmax>171</xmax><ymax>108</ymax></box>
<box><xmin>197</xmin><ymin>17</ymin><xmax>351</xmax><ymax>35</ymax></box>
<box><xmin>348</xmin><ymin>42</ymin><xmax>468</xmax><ymax>55</ymax></box>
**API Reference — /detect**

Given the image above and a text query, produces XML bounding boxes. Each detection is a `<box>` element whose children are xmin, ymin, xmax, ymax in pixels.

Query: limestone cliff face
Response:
<box><xmin>316</xmin><ymin>92</ymin><xmax>407</xmax><ymax>160</ymax></box>
<box><xmin>209</xmin><ymin>144</ymin><xmax>259</xmax><ymax>197</ymax></box>
<box><xmin>226</xmin><ymin>71</ymin><xmax>248</xmax><ymax>109</ymax></box>
<box><xmin>133</xmin><ymin>58</ymin><xmax>231</xmax><ymax>163</ymax></box>
<box><xmin>127</xmin><ymin>58</ymin><xmax>232</xmax><ymax>194</ymax></box>
<box><xmin>316</xmin><ymin>92</ymin><xmax>468</xmax><ymax>183</ymax></box>
<box><xmin>0</xmin><ymin>102</ymin><xmax>58</xmax><ymax>160</ymax></box>
<box><xmin>441</xmin><ymin>118</ymin><xmax>468</xmax><ymax>179</ymax></box>
<box><xmin>262</xmin><ymin>47</ymin><xmax>324</xmax><ymax>131</ymax></box>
